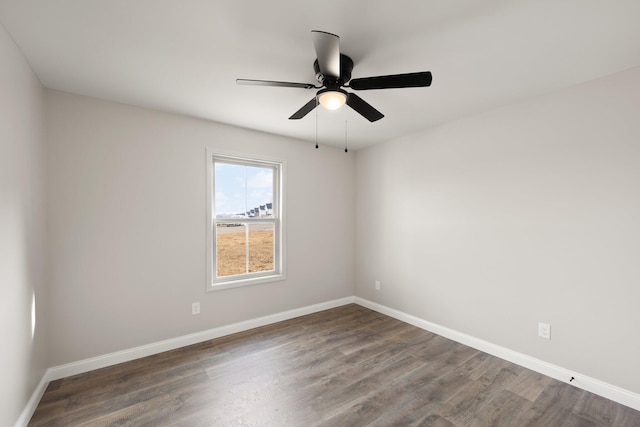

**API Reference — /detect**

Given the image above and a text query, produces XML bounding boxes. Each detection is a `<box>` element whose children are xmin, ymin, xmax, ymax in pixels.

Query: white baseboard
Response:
<box><xmin>14</xmin><ymin>372</ymin><xmax>50</xmax><ymax>427</ymax></box>
<box><xmin>16</xmin><ymin>296</ymin><xmax>355</xmax><ymax>427</ymax></box>
<box><xmin>48</xmin><ymin>296</ymin><xmax>355</xmax><ymax>381</ymax></box>
<box><xmin>354</xmin><ymin>297</ymin><xmax>640</xmax><ymax>412</ymax></box>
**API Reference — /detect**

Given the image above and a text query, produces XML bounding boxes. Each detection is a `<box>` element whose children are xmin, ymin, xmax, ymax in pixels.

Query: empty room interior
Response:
<box><xmin>2</xmin><ymin>1</ymin><xmax>640</xmax><ymax>426</ymax></box>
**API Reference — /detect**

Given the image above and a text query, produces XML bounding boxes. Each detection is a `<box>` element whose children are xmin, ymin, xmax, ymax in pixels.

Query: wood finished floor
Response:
<box><xmin>29</xmin><ymin>304</ymin><xmax>640</xmax><ymax>426</ymax></box>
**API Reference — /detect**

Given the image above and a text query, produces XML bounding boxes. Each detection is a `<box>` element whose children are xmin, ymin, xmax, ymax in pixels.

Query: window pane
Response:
<box><xmin>214</xmin><ymin>163</ymin><xmax>247</xmax><ymax>218</ymax></box>
<box><xmin>216</xmin><ymin>224</ymin><xmax>246</xmax><ymax>277</ymax></box>
<box><xmin>248</xmin><ymin>223</ymin><xmax>274</xmax><ymax>273</ymax></box>
<box><xmin>215</xmin><ymin>163</ymin><xmax>274</xmax><ymax>219</ymax></box>
<box><xmin>246</xmin><ymin>166</ymin><xmax>274</xmax><ymax>218</ymax></box>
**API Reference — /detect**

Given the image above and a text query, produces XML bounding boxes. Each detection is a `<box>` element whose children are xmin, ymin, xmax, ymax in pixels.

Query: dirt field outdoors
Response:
<box><xmin>216</xmin><ymin>225</ymin><xmax>274</xmax><ymax>277</ymax></box>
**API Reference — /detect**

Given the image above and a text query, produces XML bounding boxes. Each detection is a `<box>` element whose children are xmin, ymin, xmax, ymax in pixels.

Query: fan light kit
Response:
<box><xmin>237</xmin><ymin>30</ymin><xmax>432</xmax><ymax>122</ymax></box>
<box><xmin>317</xmin><ymin>89</ymin><xmax>347</xmax><ymax>110</ymax></box>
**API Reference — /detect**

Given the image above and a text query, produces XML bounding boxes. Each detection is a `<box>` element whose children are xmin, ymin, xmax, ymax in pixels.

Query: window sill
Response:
<box><xmin>207</xmin><ymin>273</ymin><xmax>286</xmax><ymax>292</ymax></box>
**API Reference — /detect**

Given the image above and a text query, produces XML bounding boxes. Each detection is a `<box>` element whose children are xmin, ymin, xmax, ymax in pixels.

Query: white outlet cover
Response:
<box><xmin>538</xmin><ymin>322</ymin><xmax>551</xmax><ymax>339</ymax></box>
<box><xmin>192</xmin><ymin>302</ymin><xmax>200</xmax><ymax>315</ymax></box>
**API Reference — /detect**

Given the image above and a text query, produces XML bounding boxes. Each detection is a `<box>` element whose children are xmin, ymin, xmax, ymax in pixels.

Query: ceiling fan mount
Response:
<box><xmin>313</xmin><ymin>54</ymin><xmax>353</xmax><ymax>87</ymax></box>
<box><xmin>237</xmin><ymin>30</ymin><xmax>432</xmax><ymax>122</ymax></box>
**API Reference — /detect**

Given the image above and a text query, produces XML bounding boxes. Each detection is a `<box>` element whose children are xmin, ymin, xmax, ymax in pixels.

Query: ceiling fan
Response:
<box><xmin>236</xmin><ymin>30</ymin><xmax>433</xmax><ymax>122</ymax></box>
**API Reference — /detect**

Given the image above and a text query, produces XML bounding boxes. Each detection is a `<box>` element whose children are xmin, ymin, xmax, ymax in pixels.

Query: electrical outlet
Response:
<box><xmin>192</xmin><ymin>302</ymin><xmax>200</xmax><ymax>315</ymax></box>
<box><xmin>375</xmin><ymin>280</ymin><xmax>381</xmax><ymax>290</ymax></box>
<box><xmin>538</xmin><ymin>322</ymin><xmax>551</xmax><ymax>339</ymax></box>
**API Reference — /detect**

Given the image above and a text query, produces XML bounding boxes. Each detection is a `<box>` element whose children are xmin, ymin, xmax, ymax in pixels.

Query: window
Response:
<box><xmin>206</xmin><ymin>151</ymin><xmax>284</xmax><ymax>291</ymax></box>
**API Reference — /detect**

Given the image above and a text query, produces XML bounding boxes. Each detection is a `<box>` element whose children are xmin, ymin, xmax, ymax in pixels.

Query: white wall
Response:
<box><xmin>0</xmin><ymin>24</ymin><xmax>47</xmax><ymax>427</ymax></box>
<box><xmin>356</xmin><ymin>66</ymin><xmax>640</xmax><ymax>394</ymax></box>
<box><xmin>45</xmin><ymin>90</ymin><xmax>355</xmax><ymax>366</ymax></box>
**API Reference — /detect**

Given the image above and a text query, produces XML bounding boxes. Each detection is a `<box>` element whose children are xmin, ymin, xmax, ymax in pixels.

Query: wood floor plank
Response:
<box><xmin>525</xmin><ymin>379</ymin><xmax>584</xmax><ymax>426</ymax></box>
<box><xmin>614</xmin><ymin>404</ymin><xmax>640</xmax><ymax>427</ymax></box>
<box><xmin>505</xmin><ymin>368</ymin><xmax>553</xmax><ymax>402</ymax></box>
<box><xmin>572</xmin><ymin>391</ymin><xmax>621</xmax><ymax>425</ymax></box>
<box><xmin>437</xmin><ymin>379</ymin><xmax>498</xmax><ymax>426</ymax></box>
<box><xmin>28</xmin><ymin>304</ymin><xmax>640</xmax><ymax>426</ymax></box>
<box><xmin>415</xmin><ymin>413</ymin><xmax>458</xmax><ymax>427</ymax></box>
<box><xmin>469</xmin><ymin>355</ymin><xmax>523</xmax><ymax>389</ymax></box>
<box><xmin>318</xmin><ymin>382</ymin><xmax>417</xmax><ymax>426</ymax></box>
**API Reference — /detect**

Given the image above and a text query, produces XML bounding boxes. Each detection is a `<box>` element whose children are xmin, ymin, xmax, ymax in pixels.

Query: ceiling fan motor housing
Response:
<box><xmin>314</xmin><ymin>54</ymin><xmax>354</xmax><ymax>88</ymax></box>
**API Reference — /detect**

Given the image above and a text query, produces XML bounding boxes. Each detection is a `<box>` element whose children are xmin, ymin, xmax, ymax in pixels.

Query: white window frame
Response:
<box><xmin>206</xmin><ymin>149</ymin><xmax>285</xmax><ymax>291</ymax></box>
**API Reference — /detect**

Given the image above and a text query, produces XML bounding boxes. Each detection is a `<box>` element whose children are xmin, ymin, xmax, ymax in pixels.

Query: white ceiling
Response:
<box><xmin>2</xmin><ymin>0</ymin><xmax>640</xmax><ymax>150</ymax></box>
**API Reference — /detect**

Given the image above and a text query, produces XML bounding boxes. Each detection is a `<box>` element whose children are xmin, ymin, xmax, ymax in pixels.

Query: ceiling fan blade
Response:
<box><xmin>236</xmin><ymin>79</ymin><xmax>317</xmax><ymax>89</ymax></box>
<box><xmin>311</xmin><ymin>30</ymin><xmax>340</xmax><ymax>79</ymax></box>
<box><xmin>289</xmin><ymin>98</ymin><xmax>318</xmax><ymax>120</ymax></box>
<box><xmin>349</xmin><ymin>71</ymin><xmax>432</xmax><ymax>90</ymax></box>
<box><xmin>346</xmin><ymin>93</ymin><xmax>384</xmax><ymax>122</ymax></box>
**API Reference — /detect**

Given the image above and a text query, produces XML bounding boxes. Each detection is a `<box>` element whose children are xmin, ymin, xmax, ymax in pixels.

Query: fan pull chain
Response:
<box><xmin>315</xmin><ymin>97</ymin><xmax>319</xmax><ymax>149</ymax></box>
<box><xmin>344</xmin><ymin>120</ymin><xmax>348</xmax><ymax>153</ymax></box>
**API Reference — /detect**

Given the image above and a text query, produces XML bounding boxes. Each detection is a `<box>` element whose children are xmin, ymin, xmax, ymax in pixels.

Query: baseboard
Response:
<box><xmin>14</xmin><ymin>372</ymin><xmax>51</xmax><ymax>427</ymax></box>
<box><xmin>48</xmin><ymin>296</ymin><xmax>355</xmax><ymax>381</ymax></box>
<box><xmin>354</xmin><ymin>297</ymin><xmax>640</xmax><ymax>412</ymax></box>
<box><xmin>17</xmin><ymin>296</ymin><xmax>354</xmax><ymax>426</ymax></box>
